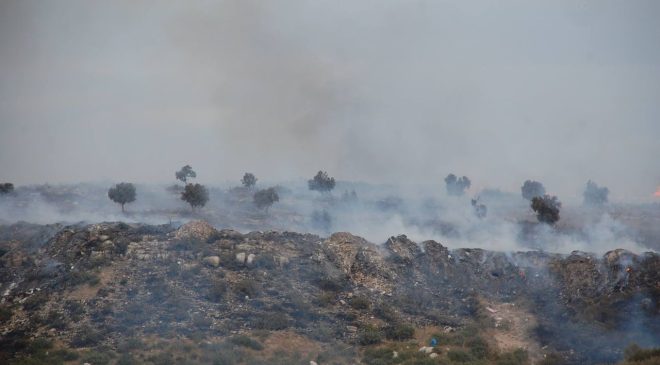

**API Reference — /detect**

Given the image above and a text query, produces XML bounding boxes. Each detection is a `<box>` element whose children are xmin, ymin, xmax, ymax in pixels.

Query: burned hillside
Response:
<box><xmin>1</xmin><ymin>221</ymin><xmax>658</xmax><ymax>364</ymax></box>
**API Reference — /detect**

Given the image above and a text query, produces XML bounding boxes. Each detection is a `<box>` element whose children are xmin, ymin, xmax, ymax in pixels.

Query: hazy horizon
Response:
<box><xmin>1</xmin><ymin>0</ymin><xmax>659</xmax><ymax>202</ymax></box>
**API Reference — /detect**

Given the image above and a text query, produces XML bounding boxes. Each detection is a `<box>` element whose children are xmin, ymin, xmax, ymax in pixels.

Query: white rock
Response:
<box><xmin>429</xmin><ymin>353</ymin><xmax>438</xmax><ymax>358</ymax></box>
<box><xmin>236</xmin><ymin>252</ymin><xmax>246</xmax><ymax>264</ymax></box>
<box><xmin>203</xmin><ymin>256</ymin><xmax>220</xmax><ymax>267</ymax></box>
<box><xmin>418</xmin><ymin>346</ymin><xmax>433</xmax><ymax>354</ymax></box>
<box><xmin>247</xmin><ymin>253</ymin><xmax>256</xmax><ymax>265</ymax></box>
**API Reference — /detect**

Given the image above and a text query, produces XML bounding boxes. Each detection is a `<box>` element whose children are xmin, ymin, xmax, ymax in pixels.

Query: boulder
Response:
<box><xmin>174</xmin><ymin>221</ymin><xmax>218</xmax><ymax>242</ymax></box>
<box><xmin>203</xmin><ymin>256</ymin><xmax>220</xmax><ymax>267</ymax></box>
<box><xmin>236</xmin><ymin>252</ymin><xmax>246</xmax><ymax>265</ymax></box>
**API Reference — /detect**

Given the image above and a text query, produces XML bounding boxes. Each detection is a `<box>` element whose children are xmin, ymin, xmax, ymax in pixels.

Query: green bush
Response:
<box><xmin>466</xmin><ymin>337</ymin><xmax>490</xmax><ymax>359</ymax></box>
<box><xmin>71</xmin><ymin>326</ymin><xmax>103</xmax><ymax>347</ymax></box>
<box><xmin>0</xmin><ymin>305</ymin><xmax>13</xmax><ymax>321</ymax></box>
<box><xmin>358</xmin><ymin>325</ymin><xmax>383</xmax><ymax>346</ymax></box>
<box><xmin>253</xmin><ymin>312</ymin><xmax>289</xmax><ymax>330</ymax></box>
<box><xmin>234</xmin><ymin>278</ymin><xmax>259</xmax><ymax>297</ymax></box>
<box><xmin>624</xmin><ymin>344</ymin><xmax>660</xmax><ymax>362</ymax></box>
<box><xmin>447</xmin><ymin>349</ymin><xmax>473</xmax><ymax>362</ymax></box>
<box><xmin>208</xmin><ymin>280</ymin><xmax>228</xmax><ymax>302</ymax></box>
<box><xmin>349</xmin><ymin>296</ymin><xmax>370</xmax><ymax>310</ymax></box>
<box><xmin>496</xmin><ymin>348</ymin><xmax>529</xmax><ymax>365</ymax></box>
<box><xmin>384</xmin><ymin>323</ymin><xmax>415</xmax><ymax>341</ymax></box>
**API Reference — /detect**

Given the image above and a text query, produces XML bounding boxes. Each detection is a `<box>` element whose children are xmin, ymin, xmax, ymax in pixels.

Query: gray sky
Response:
<box><xmin>1</xmin><ymin>0</ymin><xmax>659</xmax><ymax>201</ymax></box>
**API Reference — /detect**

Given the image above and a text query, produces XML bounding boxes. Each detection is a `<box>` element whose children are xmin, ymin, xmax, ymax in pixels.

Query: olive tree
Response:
<box><xmin>181</xmin><ymin>183</ymin><xmax>209</xmax><ymax>211</ymax></box>
<box><xmin>583</xmin><ymin>180</ymin><xmax>609</xmax><ymax>206</ymax></box>
<box><xmin>175</xmin><ymin>165</ymin><xmax>197</xmax><ymax>183</ymax></box>
<box><xmin>445</xmin><ymin>174</ymin><xmax>471</xmax><ymax>196</ymax></box>
<box><xmin>253</xmin><ymin>187</ymin><xmax>279</xmax><ymax>211</ymax></box>
<box><xmin>531</xmin><ymin>195</ymin><xmax>561</xmax><ymax>224</ymax></box>
<box><xmin>0</xmin><ymin>183</ymin><xmax>14</xmax><ymax>195</ymax></box>
<box><xmin>108</xmin><ymin>183</ymin><xmax>136</xmax><ymax>212</ymax></box>
<box><xmin>521</xmin><ymin>180</ymin><xmax>546</xmax><ymax>201</ymax></box>
<box><xmin>308</xmin><ymin>171</ymin><xmax>335</xmax><ymax>193</ymax></box>
<box><xmin>241</xmin><ymin>173</ymin><xmax>257</xmax><ymax>189</ymax></box>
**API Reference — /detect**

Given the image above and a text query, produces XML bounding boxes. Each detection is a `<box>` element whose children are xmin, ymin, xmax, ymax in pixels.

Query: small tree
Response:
<box><xmin>253</xmin><ymin>187</ymin><xmax>279</xmax><ymax>212</ymax></box>
<box><xmin>308</xmin><ymin>171</ymin><xmax>336</xmax><ymax>193</ymax></box>
<box><xmin>108</xmin><ymin>183</ymin><xmax>136</xmax><ymax>212</ymax></box>
<box><xmin>531</xmin><ymin>195</ymin><xmax>561</xmax><ymax>224</ymax></box>
<box><xmin>175</xmin><ymin>165</ymin><xmax>197</xmax><ymax>184</ymax></box>
<box><xmin>241</xmin><ymin>173</ymin><xmax>257</xmax><ymax>189</ymax></box>
<box><xmin>445</xmin><ymin>174</ymin><xmax>471</xmax><ymax>196</ymax></box>
<box><xmin>471</xmin><ymin>198</ymin><xmax>487</xmax><ymax>219</ymax></box>
<box><xmin>181</xmin><ymin>183</ymin><xmax>209</xmax><ymax>211</ymax></box>
<box><xmin>583</xmin><ymin>180</ymin><xmax>609</xmax><ymax>206</ymax></box>
<box><xmin>521</xmin><ymin>180</ymin><xmax>546</xmax><ymax>201</ymax></box>
<box><xmin>0</xmin><ymin>183</ymin><xmax>14</xmax><ymax>195</ymax></box>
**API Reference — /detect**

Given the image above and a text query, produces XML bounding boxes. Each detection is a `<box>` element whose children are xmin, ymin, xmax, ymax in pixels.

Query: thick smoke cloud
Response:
<box><xmin>1</xmin><ymin>0</ymin><xmax>660</xmax><ymax>203</ymax></box>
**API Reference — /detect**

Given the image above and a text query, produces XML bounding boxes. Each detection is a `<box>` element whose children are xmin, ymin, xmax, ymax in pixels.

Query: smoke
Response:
<box><xmin>1</xmin><ymin>181</ymin><xmax>654</xmax><ymax>255</ymax></box>
<box><xmin>1</xmin><ymin>0</ymin><xmax>660</xmax><ymax>202</ymax></box>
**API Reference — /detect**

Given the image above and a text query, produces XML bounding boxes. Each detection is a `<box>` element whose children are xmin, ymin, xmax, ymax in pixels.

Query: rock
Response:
<box><xmin>429</xmin><ymin>353</ymin><xmax>438</xmax><ymax>358</ymax></box>
<box><xmin>175</xmin><ymin>221</ymin><xmax>218</xmax><ymax>242</ymax></box>
<box><xmin>346</xmin><ymin>325</ymin><xmax>358</xmax><ymax>333</ymax></box>
<box><xmin>236</xmin><ymin>252</ymin><xmax>246</xmax><ymax>265</ymax></box>
<box><xmin>247</xmin><ymin>253</ymin><xmax>256</xmax><ymax>265</ymax></box>
<box><xmin>98</xmin><ymin>235</ymin><xmax>110</xmax><ymax>242</ymax></box>
<box><xmin>386</xmin><ymin>235</ymin><xmax>422</xmax><ymax>264</ymax></box>
<box><xmin>310</xmin><ymin>362</ymin><xmax>318</xmax><ymax>365</ymax></box>
<box><xmin>393</xmin><ymin>351</ymin><xmax>398</xmax><ymax>358</ymax></box>
<box><xmin>419</xmin><ymin>346</ymin><xmax>433</xmax><ymax>354</ymax></box>
<box><xmin>203</xmin><ymin>256</ymin><xmax>220</xmax><ymax>267</ymax></box>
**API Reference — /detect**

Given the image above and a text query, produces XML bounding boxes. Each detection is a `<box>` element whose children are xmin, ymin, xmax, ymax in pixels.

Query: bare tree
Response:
<box><xmin>108</xmin><ymin>183</ymin><xmax>136</xmax><ymax>212</ymax></box>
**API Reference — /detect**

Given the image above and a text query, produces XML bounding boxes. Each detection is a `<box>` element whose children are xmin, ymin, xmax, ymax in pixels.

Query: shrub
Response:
<box><xmin>447</xmin><ymin>349</ymin><xmax>473</xmax><ymax>362</ymax></box>
<box><xmin>384</xmin><ymin>323</ymin><xmax>415</xmax><ymax>341</ymax></box>
<box><xmin>253</xmin><ymin>312</ymin><xmax>289</xmax><ymax>330</ymax></box>
<box><xmin>496</xmin><ymin>348</ymin><xmax>529</xmax><ymax>365</ymax></box>
<box><xmin>234</xmin><ymin>278</ymin><xmax>259</xmax><ymax>298</ymax></box>
<box><xmin>349</xmin><ymin>295</ymin><xmax>370</xmax><ymax>310</ymax></box>
<box><xmin>208</xmin><ymin>280</ymin><xmax>228</xmax><ymax>302</ymax></box>
<box><xmin>228</xmin><ymin>335</ymin><xmax>263</xmax><ymax>350</ymax></box>
<box><xmin>624</xmin><ymin>344</ymin><xmax>660</xmax><ymax>362</ymax></box>
<box><xmin>358</xmin><ymin>325</ymin><xmax>382</xmax><ymax>346</ymax></box>
<box><xmin>71</xmin><ymin>326</ymin><xmax>103</xmax><ymax>347</ymax></box>
<box><xmin>0</xmin><ymin>306</ymin><xmax>13</xmax><ymax>322</ymax></box>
